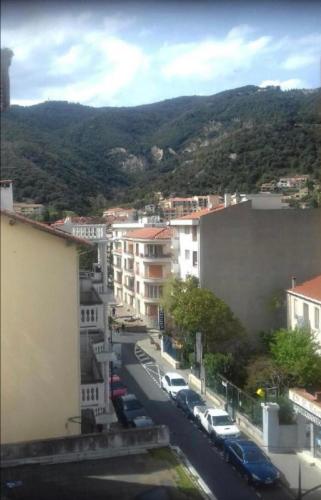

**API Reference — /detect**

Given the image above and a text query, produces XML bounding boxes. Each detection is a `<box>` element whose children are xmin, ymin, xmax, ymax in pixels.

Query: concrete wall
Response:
<box><xmin>0</xmin><ymin>426</ymin><xmax>170</xmax><ymax>467</ymax></box>
<box><xmin>200</xmin><ymin>202</ymin><xmax>321</xmax><ymax>336</ymax></box>
<box><xmin>1</xmin><ymin>214</ymin><xmax>81</xmax><ymax>444</ymax></box>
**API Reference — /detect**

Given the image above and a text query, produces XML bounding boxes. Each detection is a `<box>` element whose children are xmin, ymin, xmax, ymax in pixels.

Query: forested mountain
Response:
<box><xmin>1</xmin><ymin>85</ymin><xmax>320</xmax><ymax>213</ymax></box>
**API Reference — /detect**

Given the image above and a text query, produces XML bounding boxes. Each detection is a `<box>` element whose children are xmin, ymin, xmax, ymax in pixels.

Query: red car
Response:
<box><xmin>110</xmin><ymin>375</ymin><xmax>127</xmax><ymax>399</ymax></box>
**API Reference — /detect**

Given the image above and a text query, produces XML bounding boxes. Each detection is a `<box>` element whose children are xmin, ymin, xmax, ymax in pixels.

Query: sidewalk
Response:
<box><xmin>137</xmin><ymin>332</ymin><xmax>321</xmax><ymax>500</ymax></box>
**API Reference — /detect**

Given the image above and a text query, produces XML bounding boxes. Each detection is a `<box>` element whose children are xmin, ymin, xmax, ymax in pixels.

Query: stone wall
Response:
<box><xmin>1</xmin><ymin>425</ymin><xmax>170</xmax><ymax>468</ymax></box>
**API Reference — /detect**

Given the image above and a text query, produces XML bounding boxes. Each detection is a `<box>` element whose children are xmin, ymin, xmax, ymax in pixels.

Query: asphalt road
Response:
<box><xmin>118</xmin><ymin>339</ymin><xmax>293</xmax><ymax>500</ymax></box>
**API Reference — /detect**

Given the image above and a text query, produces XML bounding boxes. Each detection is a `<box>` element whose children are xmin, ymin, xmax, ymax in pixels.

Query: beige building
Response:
<box><xmin>13</xmin><ymin>202</ymin><xmax>45</xmax><ymax>217</ymax></box>
<box><xmin>1</xmin><ymin>209</ymin><xmax>91</xmax><ymax>444</ymax></box>
<box><xmin>113</xmin><ymin>227</ymin><xmax>172</xmax><ymax>327</ymax></box>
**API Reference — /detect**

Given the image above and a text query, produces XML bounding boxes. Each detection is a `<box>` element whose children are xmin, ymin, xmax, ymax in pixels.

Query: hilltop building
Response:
<box><xmin>0</xmin><ymin>48</ymin><xmax>14</xmax><ymax>112</ymax></box>
<box><xmin>159</xmin><ymin>194</ymin><xmax>221</xmax><ymax>220</ymax></box>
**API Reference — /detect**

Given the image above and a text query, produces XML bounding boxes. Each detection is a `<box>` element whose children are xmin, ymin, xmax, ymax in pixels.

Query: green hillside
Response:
<box><xmin>1</xmin><ymin>85</ymin><xmax>320</xmax><ymax>212</ymax></box>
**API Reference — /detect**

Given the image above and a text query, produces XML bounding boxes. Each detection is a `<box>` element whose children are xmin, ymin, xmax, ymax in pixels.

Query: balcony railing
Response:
<box><xmin>139</xmin><ymin>253</ymin><xmax>171</xmax><ymax>259</ymax></box>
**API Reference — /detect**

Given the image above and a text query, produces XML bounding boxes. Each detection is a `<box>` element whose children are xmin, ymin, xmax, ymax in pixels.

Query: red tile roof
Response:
<box><xmin>1</xmin><ymin>209</ymin><xmax>93</xmax><ymax>247</ymax></box>
<box><xmin>125</xmin><ymin>227</ymin><xmax>172</xmax><ymax>240</ymax></box>
<box><xmin>175</xmin><ymin>205</ymin><xmax>225</xmax><ymax>220</ymax></box>
<box><xmin>288</xmin><ymin>275</ymin><xmax>321</xmax><ymax>303</ymax></box>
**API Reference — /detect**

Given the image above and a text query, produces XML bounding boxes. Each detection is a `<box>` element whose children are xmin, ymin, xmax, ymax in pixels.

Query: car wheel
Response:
<box><xmin>196</xmin><ymin>416</ymin><xmax>202</xmax><ymax>428</ymax></box>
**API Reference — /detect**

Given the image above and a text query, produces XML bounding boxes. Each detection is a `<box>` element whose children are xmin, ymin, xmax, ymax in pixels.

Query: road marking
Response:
<box><xmin>134</xmin><ymin>344</ymin><xmax>164</xmax><ymax>387</ymax></box>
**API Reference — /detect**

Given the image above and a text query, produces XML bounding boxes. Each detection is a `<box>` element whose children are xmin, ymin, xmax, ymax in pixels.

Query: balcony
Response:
<box><xmin>142</xmin><ymin>274</ymin><xmax>169</xmax><ymax>282</ymax></box>
<box><xmin>139</xmin><ymin>253</ymin><xmax>172</xmax><ymax>262</ymax></box>
<box><xmin>123</xmin><ymin>267</ymin><xmax>135</xmax><ymax>276</ymax></box>
<box><xmin>113</xmin><ymin>247</ymin><xmax>123</xmax><ymax>255</ymax></box>
<box><xmin>124</xmin><ymin>283</ymin><xmax>135</xmax><ymax>293</ymax></box>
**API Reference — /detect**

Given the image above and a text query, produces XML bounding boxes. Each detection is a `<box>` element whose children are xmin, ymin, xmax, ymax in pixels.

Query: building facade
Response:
<box><xmin>113</xmin><ymin>227</ymin><xmax>172</xmax><ymax>327</ymax></box>
<box><xmin>287</xmin><ymin>275</ymin><xmax>321</xmax><ymax>347</ymax></box>
<box><xmin>171</xmin><ymin>200</ymin><xmax>321</xmax><ymax>336</ymax></box>
<box><xmin>1</xmin><ymin>209</ymin><xmax>90</xmax><ymax>444</ymax></box>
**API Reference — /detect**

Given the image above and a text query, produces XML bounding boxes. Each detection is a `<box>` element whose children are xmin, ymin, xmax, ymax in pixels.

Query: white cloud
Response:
<box><xmin>260</xmin><ymin>79</ymin><xmax>305</xmax><ymax>90</ymax></box>
<box><xmin>283</xmin><ymin>53</ymin><xmax>318</xmax><ymax>70</ymax></box>
<box><xmin>160</xmin><ymin>28</ymin><xmax>272</xmax><ymax>80</ymax></box>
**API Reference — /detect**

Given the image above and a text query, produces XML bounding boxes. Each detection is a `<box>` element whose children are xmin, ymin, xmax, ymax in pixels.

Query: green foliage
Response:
<box><xmin>276</xmin><ymin>395</ymin><xmax>295</xmax><ymax>425</ymax></box>
<box><xmin>270</xmin><ymin>327</ymin><xmax>321</xmax><ymax>387</ymax></box>
<box><xmin>245</xmin><ymin>355</ymin><xmax>282</xmax><ymax>394</ymax></box>
<box><xmin>204</xmin><ymin>352</ymin><xmax>234</xmax><ymax>385</ymax></box>
<box><xmin>162</xmin><ymin>276</ymin><xmax>245</xmax><ymax>353</ymax></box>
<box><xmin>1</xmin><ymin>86</ymin><xmax>320</xmax><ymax>211</ymax></box>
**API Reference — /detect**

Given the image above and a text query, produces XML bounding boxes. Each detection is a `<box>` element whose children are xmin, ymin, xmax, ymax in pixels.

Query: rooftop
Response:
<box><xmin>125</xmin><ymin>227</ymin><xmax>172</xmax><ymax>240</ymax></box>
<box><xmin>1</xmin><ymin>210</ymin><xmax>92</xmax><ymax>247</ymax></box>
<box><xmin>173</xmin><ymin>205</ymin><xmax>225</xmax><ymax>221</ymax></box>
<box><xmin>288</xmin><ymin>275</ymin><xmax>321</xmax><ymax>303</ymax></box>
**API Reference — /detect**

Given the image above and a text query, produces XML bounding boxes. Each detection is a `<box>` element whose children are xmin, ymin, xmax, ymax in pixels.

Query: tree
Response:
<box><xmin>270</xmin><ymin>327</ymin><xmax>321</xmax><ymax>387</ymax></box>
<box><xmin>161</xmin><ymin>276</ymin><xmax>245</xmax><ymax>353</ymax></box>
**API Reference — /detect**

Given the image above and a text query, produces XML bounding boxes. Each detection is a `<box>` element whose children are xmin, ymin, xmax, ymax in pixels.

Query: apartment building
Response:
<box><xmin>13</xmin><ymin>202</ymin><xmax>44</xmax><ymax>217</ymax></box>
<box><xmin>113</xmin><ymin>227</ymin><xmax>172</xmax><ymax>327</ymax></box>
<box><xmin>79</xmin><ymin>273</ymin><xmax>115</xmax><ymax>429</ymax></box>
<box><xmin>54</xmin><ymin>216</ymin><xmax>110</xmax><ymax>293</ymax></box>
<box><xmin>159</xmin><ymin>194</ymin><xmax>221</xmax><ymax>220</ymax></box>
<box><xmin>170</xmin><ymin>199</ymin><xmax>321</xmax><ymax>336</ymax></box>
<box><xmin>287</xmin><ymin>275</ymin><xmax>321</xmax><ymax>346</ymax></box>
<box><xmin>1</xmin><ymin>206</ymin><xmax>91</xmax><ymax>444</ymax></box>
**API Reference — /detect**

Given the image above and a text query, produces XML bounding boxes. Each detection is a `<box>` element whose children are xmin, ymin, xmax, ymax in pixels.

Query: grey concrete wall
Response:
<box><xmin>200</xmin><ymin>202</ymin><xmax>321</xmax><ymax>337</ymax></box>
<box><xmin>1</xmin><ymin>426</ymin><xmax>170</xmax><ymax>467</ymax></box>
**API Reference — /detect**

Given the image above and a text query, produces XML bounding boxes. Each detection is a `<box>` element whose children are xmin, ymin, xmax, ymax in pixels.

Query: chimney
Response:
<box><xmin>0</xmin><ymin>180</ymin><xmax>14</xmax><ymax>211</ymax></box>
<box><xmin>224</xmin><ymin>193</ymin><xmax>231</xmax><ymax>208</ymax></box>
<box><xmin>291</xmin><ymin>276</ymin><xmax>296</xmax><ymax>289</ymax></box>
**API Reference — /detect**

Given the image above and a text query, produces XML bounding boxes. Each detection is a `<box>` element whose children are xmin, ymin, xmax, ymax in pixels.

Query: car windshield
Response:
<box><xmin>244</xmin><ymin>448</ymin><xmax>267</xmax><ymax>463</ymax></box>
<box><xmin>124</xmin><ymin>399</ymin><xmax>143</xmax><ymax>411</ymax></box>
<box><xmin>171</xmin><ymin>378</ymin><xmax>186</xmax><ymax>386</ymax></box>
<box><xmin>212</xmin><ymin>415</ymin><xmax>233</xmax><ymax>426</ymax></box>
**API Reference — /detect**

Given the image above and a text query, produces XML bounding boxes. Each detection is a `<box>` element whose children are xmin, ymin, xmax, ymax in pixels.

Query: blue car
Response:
<box><xmin>223</xmin><ymin>439</ymin><xmax>280</xmax><ymax>486</ymax></box>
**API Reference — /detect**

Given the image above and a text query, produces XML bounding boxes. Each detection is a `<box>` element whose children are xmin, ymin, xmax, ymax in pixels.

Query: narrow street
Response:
<box><xmin>116</xmin><ymin>337</ymin><xmax>293</xmax><ymax>500</ymax></box>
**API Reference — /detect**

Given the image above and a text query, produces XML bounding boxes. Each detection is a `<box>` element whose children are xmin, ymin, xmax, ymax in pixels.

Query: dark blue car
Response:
<box><xmin>223</xmin><ymin>439</ymin><xmax>280</xmax><ymax>486</ymax></box>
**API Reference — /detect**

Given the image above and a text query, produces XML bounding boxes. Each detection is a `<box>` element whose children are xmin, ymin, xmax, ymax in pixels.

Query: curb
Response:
<box><xmin>170</xmin><ymin>445</ymin><xmax>217</xmax><ymax>500</ymax></box>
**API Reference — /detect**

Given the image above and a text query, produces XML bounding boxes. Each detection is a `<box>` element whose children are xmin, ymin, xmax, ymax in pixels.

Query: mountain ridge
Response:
<box><xmin>1</xmin><ymin>85</ymin><xmax>320</xmax><ymax>212</ymax></box>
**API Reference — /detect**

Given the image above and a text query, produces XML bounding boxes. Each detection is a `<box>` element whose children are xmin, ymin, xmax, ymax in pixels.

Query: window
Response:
<box><xmin>185</xmin><ymin>249</ymin><xmax>190</xmax><ymax>260</ymax></box>
<box><xmin>136</xmin><ymin>243</ymin><xmax>139</xmax><ymax>256</ymax></box>
<box><xmin>315</xmin><ymin>308</ymin><xmax>320</xmax><ymax>330</ymax></box>
<box><xmin>303</xmin><ymin>303</ymin><xmax>309</xmax><ymax>325</ymax></box>
<box><xmin>136</xmin><ymin>281</ymin><xmax>140</xmax><ymax>294</ymax></box>
<box><xmin>192</xmin><ymin>251</ymin><xmax>198</xmax><ymax>267</ymax></box>
<box><xmin>192</xmin><ymin>226</ymin><xmax>197</xmax><ymax>241</ymax></box>
<box><xmin>81</xmin><ymin>310</ymin><xmax>85</xmax><ymax>322</ymax></box>
<box><xmin>184</xmin><ymin>226</ymin><xmax>190</xmax><ymax>234</ymax></box>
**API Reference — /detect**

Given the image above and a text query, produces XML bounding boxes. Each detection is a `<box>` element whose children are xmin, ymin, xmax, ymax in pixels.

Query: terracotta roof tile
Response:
<box><xmin>1</xmin><ymin>209</ymin><xmax>92</xmax><ymax>247</ymax></box>
<box><xmin>125</xmin><ymin>227</ymin><xmax>172</xmax><ymax>240</ymax></box>
<box><xmin>288</xmin><ymin>275</ymin><xmax>321</xmax><ymax>302</ymax></box>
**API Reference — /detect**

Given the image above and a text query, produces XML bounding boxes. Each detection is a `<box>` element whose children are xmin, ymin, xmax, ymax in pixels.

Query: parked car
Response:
<box><xmin>193</xmin><ymin>406</ymin><xmax>240</xmax><ymax>444</ymax></box>
<box><xmin>113</xmin><ymin>394</ymin><xmax>146</xmax><ymax>427</ymax></box>
<box><xmin>175</xmin><ymin>389</ymin><xmax>205</xmax><ymax>418</ymax></box>
<box><xmin>223</xmin><ymin>439</ymin><xmax>280</xmax><ymax>486</ymax></box>
<box><xmin>160</xmin><ymin>372</ymin><xmax>189</xmax><ymax>398</ymax></box>
<box><xmin>110</xmin><ymin>375</ymin><xmax>127</xmax><ymax>399</ymax></box>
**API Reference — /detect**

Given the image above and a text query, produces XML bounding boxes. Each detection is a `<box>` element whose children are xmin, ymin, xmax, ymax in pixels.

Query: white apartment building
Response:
<box><xmin>170</xmin><ymin>206</ymin><xmax>225</xmax><ymax>280</ymax></box>
<box><xmin>170</xmin><ymin>198</ymin><xmax>321</xmax><ymax>336</ymax></box>
<box><xmin>54</xmin><ymin>216</ymin><xmax>110</xmax><ymax>292</ymax></box>
<box><xmin>113</xmin><ymin>227</ymin><xmax>172</xmax><ymax>327</ymax></box>
<box><xmin>160</xmin><ymin>194</ymin><xmax>222</xmax><ymax>220</ymax></box>
<box><xmin>287</xmin><ymin>275</ymin><xmax>321</xmax><ymax>346</ymax></box>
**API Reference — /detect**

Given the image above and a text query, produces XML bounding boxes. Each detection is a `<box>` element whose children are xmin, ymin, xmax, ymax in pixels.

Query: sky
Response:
<box><xmin>2</xmin><ymin>0</ymin><xmax>321</xmax><ymax>108</ymax></box>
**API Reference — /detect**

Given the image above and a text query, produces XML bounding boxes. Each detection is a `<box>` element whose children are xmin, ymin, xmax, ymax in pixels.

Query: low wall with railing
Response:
<box><xmin>1</xmin><ymin>425</ymin><xmax>170</xmax><ymax>468</ymax></box>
